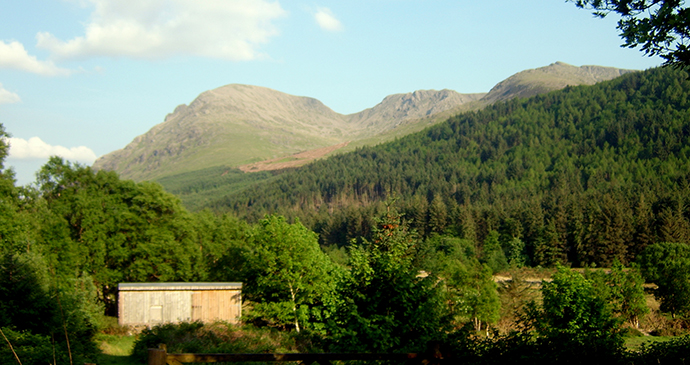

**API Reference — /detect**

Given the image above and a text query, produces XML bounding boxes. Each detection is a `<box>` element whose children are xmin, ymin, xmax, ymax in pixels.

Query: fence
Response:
<box><xmin>148</xmin><ymin>344</ymin><xmax>445</xmax><ymax>365</ymax></box>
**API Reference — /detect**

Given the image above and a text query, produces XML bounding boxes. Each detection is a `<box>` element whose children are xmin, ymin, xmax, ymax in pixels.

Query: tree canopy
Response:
<box><xmin>570</xmin><ymin>0</ymin><xmax>690</xmax><ymax>68</ymax></box>
<box><xmin>236</xmin><ymin>215</ymin><xmax>341</xmax><ymax>333</ymax></box>
<box><xmin>637</xmin><ymin>241</ymin><xmax>690</xmax><ymax>316</ymax></box>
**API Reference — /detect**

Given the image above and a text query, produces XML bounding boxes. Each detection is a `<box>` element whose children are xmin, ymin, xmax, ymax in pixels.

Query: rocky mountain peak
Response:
<box><xmin>481</xmin><ymin>62</ymin><xmax>635</xmax><ymax>103</ymax></box>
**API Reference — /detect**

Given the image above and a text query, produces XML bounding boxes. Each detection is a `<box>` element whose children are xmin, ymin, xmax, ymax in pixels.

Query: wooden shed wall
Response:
<box><xmin>192</xmin><ymin>290</ymin><xmax>242</xmax><ymax>323</ymax></box>
<box><xmin>119</xmin><ymin>291</ymin><xmax>193</xmax><ymax>325</ymax></box>
<box><xmin>118</xmin><ymin>285</ymin><xmax>241</xmax><ymax>326</ymax></box>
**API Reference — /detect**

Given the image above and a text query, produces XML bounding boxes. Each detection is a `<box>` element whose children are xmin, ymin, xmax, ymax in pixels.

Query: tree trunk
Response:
<box><xmin>473</xmin><ymin>317</ymin><xmax>481</xmax><ymax>332</ymax></box>
<box><xmin>289</xmin><ymin>283</ymin><xmax>300</xmax><ymax>332</ymax></box>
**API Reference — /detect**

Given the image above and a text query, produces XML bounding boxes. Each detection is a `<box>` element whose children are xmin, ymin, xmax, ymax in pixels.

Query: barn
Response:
<box><xmin>118</xmin><ymin>282</ymin><xmax>242</xmax><ymax>326</ymax></box>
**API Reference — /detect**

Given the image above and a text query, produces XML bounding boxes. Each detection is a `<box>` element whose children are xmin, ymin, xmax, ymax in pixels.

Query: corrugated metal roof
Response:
<box><xmin>118</xmin><ymin>282</ymin><xmax>242</xmax><ymax>291</ymax></box>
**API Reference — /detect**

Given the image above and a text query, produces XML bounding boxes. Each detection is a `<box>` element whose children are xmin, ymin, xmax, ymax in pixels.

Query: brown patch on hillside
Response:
<box><xmin>239</xmin><ymin>142</ymin><xmax>350</xmax><ymax>172</ymax></box>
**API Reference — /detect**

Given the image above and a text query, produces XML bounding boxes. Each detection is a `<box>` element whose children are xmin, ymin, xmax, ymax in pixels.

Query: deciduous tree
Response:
<box><xmin>240</xmin><ymin>215</ymin><xmax>340</xmax><ymax>333</ymax></box>
<box><xmin>530</xmin><ymin>266</ymin><xmax>621</xmax><ymax>344</ymax></box>
<box><xmin>637</xmin><ymin>242</ymin><xmax>690</xmax><ymax>317</ymax></box>
<box><xmin>329</xmin><ymin>208</ymin><xmax>450</xmax><ymax>352</ymax></box>
<box><xmin>569</xmin><ymin>0</ymin><xmax>690</xmax><ymax>68</ymax></box>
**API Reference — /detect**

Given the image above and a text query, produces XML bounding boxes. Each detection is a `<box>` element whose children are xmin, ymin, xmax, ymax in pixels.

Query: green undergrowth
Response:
<box><xmin>130</xmin><ymin>321</ymin><xmax>323</xmax><ymax>363</ymax></box>
<box><xmin>121</xmin><ymin>320</ymin><xmax>690</xmax><ymax>365</ymax></box>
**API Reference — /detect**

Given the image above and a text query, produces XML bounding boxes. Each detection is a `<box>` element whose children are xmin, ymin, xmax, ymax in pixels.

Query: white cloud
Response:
<box><xmin>314</xmin><ymin>7</ymin><xmax>342</xmax><ymax>32</ymax></box>
<box><xmin>7</xmin><ymin>137</ymin><xmax>98</xmax><ymax>163</ymax></box>
<box><xmin>37</xmin><ymin>0</ymin><xmax>286</xmax><ymax>61</ymax></box>
<box><xmin>0</xmin><ymin>41</ymin><xmax>72</xmax><ymax>76</ymax></box>
<box><xmin>0</xmin><ymin>83</ymin><xmax>20</xmax><ymax>104</ymax></box>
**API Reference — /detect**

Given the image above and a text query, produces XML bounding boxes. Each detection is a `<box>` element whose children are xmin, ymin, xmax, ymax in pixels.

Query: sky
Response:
<box><xmin>0</xmin><ymin>0</ymin><xmax>663</xmax><ymax>186</ymax></box>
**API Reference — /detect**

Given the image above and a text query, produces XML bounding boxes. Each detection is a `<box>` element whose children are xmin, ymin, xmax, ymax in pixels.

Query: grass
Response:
<box><xmin>624</xmin><ymin>335</ymin><xmax>675</xmax><ymax>350</ymax></box>
<box><xmin>95</xmin><ymin>334</ymin><xmax>138</xmax><ymax>365</ymax></box>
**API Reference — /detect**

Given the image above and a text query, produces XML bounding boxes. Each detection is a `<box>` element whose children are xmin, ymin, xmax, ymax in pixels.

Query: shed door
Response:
<box><xmin>150</xmin><ymin>305</ymin><xmax>163</xmax><ymax>323</ymax></box>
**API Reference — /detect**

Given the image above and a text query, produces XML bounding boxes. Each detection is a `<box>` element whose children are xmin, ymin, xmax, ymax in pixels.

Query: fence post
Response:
<box><xmin>148</xmin><ymin>344</ymin><xmax>167</xmax><ymax>365</ymax></box>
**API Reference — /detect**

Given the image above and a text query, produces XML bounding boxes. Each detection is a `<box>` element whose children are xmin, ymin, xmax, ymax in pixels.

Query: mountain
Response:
<box><xmin>347</xmin><ymin>89</ymin><xmax>485</xmax><ymax>136</ymax></box>
<box><xmin>480</xmin><ymin>61</ymin><xmax>635</xmax><ymax>104</ymax></box>
<box><xmin>198</xmin><ymin>66</ymin><xmax>690</xmax><ymax>267</ymax></box>
<box><xmin>93</xmin><ymin>86</ymin><xmax>481</xmax><ymax>181</ymax></box>
<box><xmin>93</xmin><ymin>62</ymin><xmax>635</xmax><ymax>182</ymax></box>
<box><xmin>93</xmin><ymin>84</ymin><xmax>353</xmax><ymax>181</ymax></box>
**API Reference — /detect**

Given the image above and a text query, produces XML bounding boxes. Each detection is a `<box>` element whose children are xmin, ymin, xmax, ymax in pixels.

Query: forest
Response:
<box><xmin>2</xmin><ymin>66</ymin><xmax>690</xmax><ymax>364</ymax></box>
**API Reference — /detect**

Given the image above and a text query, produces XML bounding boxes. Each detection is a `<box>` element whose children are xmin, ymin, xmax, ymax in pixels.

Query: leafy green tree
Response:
<box><xmin>329</xmin><ymin>209</ymin><xmax>450</xmax><ymax>352</ymax></box>
<box><xmin>611</xmin><ymin>263</ymin><xmax>648</xmax><ymax>328</ymax></box>
<box><xmin>585</xmin><ymin>261</ymin><xmax>649</xmax><ymax>328</ymax></box>
<box><xmin>0</xmin><ymin>253</ymin><xmax>56</xmax><ymax>335</ymax></box>
<box><xmin>637</xmin><ymin>242</ymin><xmax>690</xmax><ymax>317</ymax></box>
<box><xmin>35</xmin><ymin>157</ymin><xmax>203</xmax><ymax>314</ymax></box>
<box><xmin>446</xmin><ymin>261</ymin><xmax>500</xmax><ymax>332</ymax></box>
<box><xmin>522</xmin><ymin>266</ymin><xmax>625</xmax><ymax>363</ymax></box>
<box><xmin>417</xmin><ymin>234</ymin><xmax>476</xmax><ymax>273</ymax></box>
<box><xmin>504</xmin><ymin>237</ymin><xmax>526</xmax><ymax>267</ymax></box>
<box><xmin>0</xmin><ymin>126</ymin><xmax>35</xmax><ymax>258</ymax></box>
<box><xmin>240</xmin><ymin>215</ymin><xmax>340</xmax><ymax>333</ymax></box>
<box><xmin>0</xmin><ymin>252</ymin><xmax>98</xmax><ymax>364</ymax></box>
<box><xmin>193</xmin><ymin>211</ymin><xmax>250</xmax><ymax>280</ymax></box>
<box><xmin>530</xmin><ymin>266</ymin><xmax>621</xmax><ymax>344</ymax></box>
<box><xmin>569</xmin><ymin>0</ymin><xmax>690</xmax><ymax>68</ymax></box>
<box><xmin>417</xmin><ymin>234</ymin><xmax>499</xmax><ymax>332</ymax></box>
<box><xmin>481</xmin><ymin>230</ymin><xmax>508</xmax><ymax>273</ymax></box>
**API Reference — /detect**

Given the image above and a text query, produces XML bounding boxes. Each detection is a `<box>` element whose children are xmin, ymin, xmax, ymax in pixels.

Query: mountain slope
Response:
<box><xmin>94</xmin><ymin>62</ymin><xmax>635</xmax><ymax>182</ymax></box>
<box><xmin>94</xmin><ymin>85</ymin><xmax>354</xmax><ymax>181</ymax></box>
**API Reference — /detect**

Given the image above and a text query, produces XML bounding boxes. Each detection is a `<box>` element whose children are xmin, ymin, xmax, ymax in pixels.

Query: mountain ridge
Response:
<box><xmin>481</xmin><ymin>61</ymin><xmax>634</xmax><ymax>103</ymax></box>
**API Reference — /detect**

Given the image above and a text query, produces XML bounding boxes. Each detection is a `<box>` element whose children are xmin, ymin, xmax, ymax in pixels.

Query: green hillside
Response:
<box><xmin>200</xmin><ymin>66</ymin><xmax>690</xmax><ymax>268</ymax></box>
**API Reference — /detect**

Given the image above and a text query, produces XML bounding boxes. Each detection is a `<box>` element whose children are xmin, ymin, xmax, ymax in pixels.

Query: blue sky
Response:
<box><xmin>1</xmin><ymin>0</ymin><xmax>662</xmax><ymax>186</ymax></box>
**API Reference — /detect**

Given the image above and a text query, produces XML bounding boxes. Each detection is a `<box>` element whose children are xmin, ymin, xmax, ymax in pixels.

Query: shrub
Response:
<box><xmin>130</xmin><ymin>321</ymin><xmax>320</xmax><ymax>363</ymax></box>
<box><xmin>633</xmin><ymin>335</ymin><xmax>690</xmax><ymax>364</ymax></box>
<box><xmin>0</xmin><ymin>327</ymin><xmax>69</xmax><ymax>365</ymax></box>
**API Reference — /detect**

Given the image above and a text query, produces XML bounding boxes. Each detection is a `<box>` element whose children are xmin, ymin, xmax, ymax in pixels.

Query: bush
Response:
<box><xmin>130</xmin><ymin>321</ymin><xmax>321</xmax><ymax>363</ymax></box>
<box><xmin>0</xmin><ymin>327</ymin><xmax>70</xmax><ymax>365</ymax></box>
<box><xmin>99</xmin><ymin>316</ymin><xmax>134</xmax><ymax>336</ymax></box>
<box><xmin>0</xmin><ymin>253</ymin><xmax>98</xmax><ymax>364</ymax></box>
<box><xmin>443</xmin><ymin>330</ymin><xmax>628</xmax><ymax>365</ymax></box>
<box><xmin>633</xmin><ymin>335</ymin><xmax>690</xmax><ymax>364</ymax></box>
